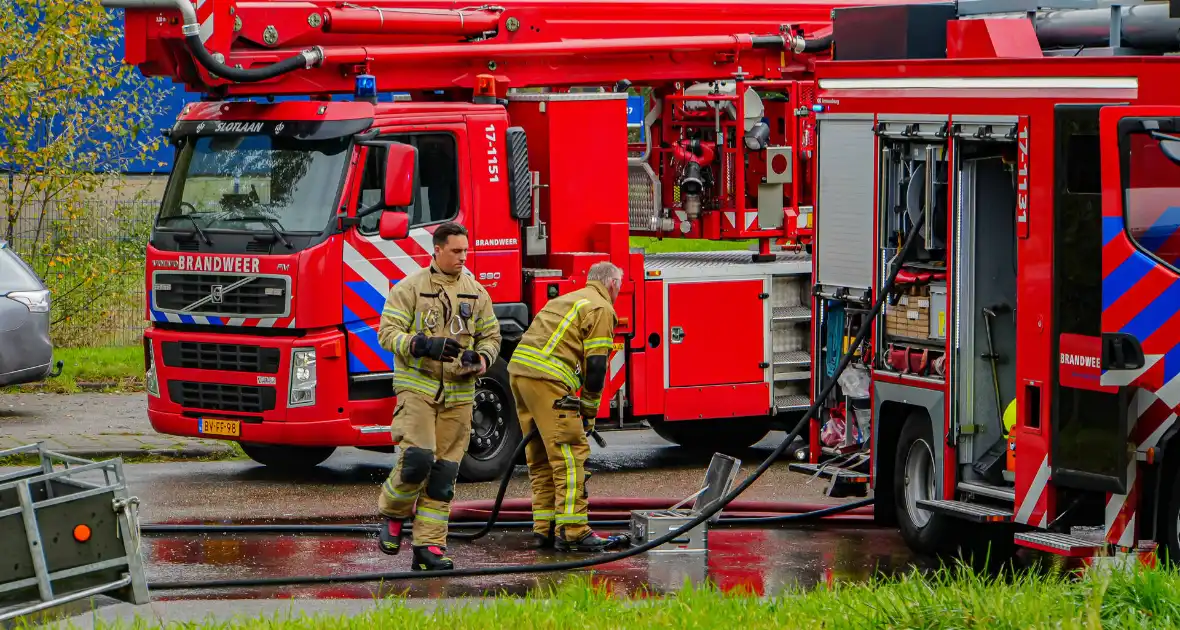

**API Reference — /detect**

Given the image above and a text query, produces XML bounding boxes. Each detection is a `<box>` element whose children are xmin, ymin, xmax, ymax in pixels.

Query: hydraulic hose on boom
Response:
<box><xmin>146</xmin><ymin>214</ymin><xmax>925</xmax><ymax>591</ymax></box>
<box><xmin>102</xmin><ymin>0</ymin><xmax>324</xmax><ymax>83</ymax></box>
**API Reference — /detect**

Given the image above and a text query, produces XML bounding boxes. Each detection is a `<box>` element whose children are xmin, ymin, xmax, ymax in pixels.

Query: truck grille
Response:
<box><xmin>161</xmin><ymin>342</ymin><xmax>281</xmax><ymax>373</ymax></box>
<box><xmin>167</xmin><ymin>381</ymin><xmax>277</xmax><ymax>413</ymax></box>
<box><xmin>152</xmin><ymin>273</ymin><xmax>289</xmax><ymax>317</ymax></box>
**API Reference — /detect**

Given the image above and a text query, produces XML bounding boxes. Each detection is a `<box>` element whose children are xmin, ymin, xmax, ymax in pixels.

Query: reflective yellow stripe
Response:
<box><xmin>383</xmin><ymin>307</ymin><xmax>412</xmax><ymax>325</ymax></box>
<box><xmin>416</xmin><ymin>507</ymin><xmax>449</xmax><ymax>523</ymax></box>
<box><xmin>534</xmin><ymin>510</ymin><xmax>555</xmax><ymax>521</ymax></box>
<box><xmin>392</xmin><ymin>332</ymin><xmax>414</xmax><ymax>355</ymax></box>
<box><xmin>561</xmin><ymin>444</ymin><xmax>577</xmax><ymax>519</ymax></box>
<box><xmin>509</xmin><ymin>354</ymin><xmax>573</xmax><ymax>388</ymax></box>
<box><xmin>476</xmin><ymin>316</ymin><xmax>498</xmax><ymax>332</ymax></box>
<box><xmin>541</xmin><ymin>299</ymin><xmax>590</xmax><ymax>354</ymax></box>
<box><xmin>393</xmin><ymin>370</ymin><xmax>438</xmax><ymax>391</ymax></box>
<box><xmin>512</xmin><ymin>344</ymin><xmax>580</xmax><ymax>389</ymax></box>
<box><xmin>382</xmin><ymin>481</ymin><xmax>418</xmax><ymax>502</ymax></box>
<box><xmin>556</xmin><ymin>514</ymin><xmax>588</xmax><ymax>524</ymax></box>
<box><xmin>583</xmin><ymin>337</ymin><xmax>614</xmax><ymax>352</ymax></box>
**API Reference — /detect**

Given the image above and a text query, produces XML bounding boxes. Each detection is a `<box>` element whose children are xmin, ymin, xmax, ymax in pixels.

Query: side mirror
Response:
<box><xmin>379</xmin><ymin>211</ymin><xmax>409</xmax><ymax>241</ymax></box>
<box><xmin>384</xmin><ymin>143</ymin><xmax>416</xmax><ymax>208</ymax></box>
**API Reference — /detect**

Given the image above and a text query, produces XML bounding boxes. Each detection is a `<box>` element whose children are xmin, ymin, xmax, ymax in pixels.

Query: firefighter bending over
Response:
<box><xmin>508</xmin><ymin>261</ymin><xmax>628</xmax><ymax>552</ymax></box>
<box><xmin>375</xmin><ymin>221</ymin><xmax>502</xmax><ymax>571</ymax></box>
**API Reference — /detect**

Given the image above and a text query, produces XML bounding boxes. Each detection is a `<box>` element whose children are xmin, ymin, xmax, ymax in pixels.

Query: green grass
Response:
<box><xmin>0</xmin><ymin>442</ymin><xmax>248</xmax><ymax>468</ymax></box>
<box><xmin>37</xmin><ymin>563</ymin><xmax>1180</xmax><ymax>629</ymax></box>
<box><xmin>2</xmin><ymin>346</ymin><xmax>143</xmax><ymax>394</ymax></box>
<box><xmin>630</xmin><ymin>236</ymin><xmax>756</xmax><ymax>253</ymax></box>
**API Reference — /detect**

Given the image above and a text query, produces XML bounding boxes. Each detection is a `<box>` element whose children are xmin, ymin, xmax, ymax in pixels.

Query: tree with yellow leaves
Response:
<box><xmin>2</xmin><ymin>0</ymin><xmax>168</xmax><ymax>345</ymax></box>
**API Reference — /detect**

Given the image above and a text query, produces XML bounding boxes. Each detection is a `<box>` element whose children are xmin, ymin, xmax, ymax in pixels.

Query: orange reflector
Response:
<box><xmin>475</xmin><ymin>74</ymin><xmax>496</xmax><ymax>98</ymax></box>
<box><xmin>73</xmin><ymin>524</ymin><xmax>91</xmax><ymax>542</ymax></box>
<box><xmin>1147</xmin><ymin>448</ymin><xmax>1156</xmax><ymax>465</ymax></box>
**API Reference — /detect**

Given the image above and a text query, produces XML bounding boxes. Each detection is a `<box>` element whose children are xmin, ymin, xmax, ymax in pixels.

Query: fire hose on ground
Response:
<box><xmin>139</xmin><ymin>216</ymin><xmax>925</xmax><ymax>591</ymax></box>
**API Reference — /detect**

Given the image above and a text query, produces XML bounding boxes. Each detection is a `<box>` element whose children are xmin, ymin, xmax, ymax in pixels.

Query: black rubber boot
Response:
<box><xmin>378</xmin><ymin>516</ymin><xmax>404</xmax><ymax>556</ymax></box>
<box><xmin>412</xmin><ymin>545</ymin><xmax>454</xmax><ymax>571</ymax></box>
<box><xmin>555</xmin><ymin>530</ymin><xmax>630</xmax><ymax>553</ymax></box>
<box><xmin>531</xmin><ymin>522</ymin><xmax>556</xmax><ymax>549</ymax></box>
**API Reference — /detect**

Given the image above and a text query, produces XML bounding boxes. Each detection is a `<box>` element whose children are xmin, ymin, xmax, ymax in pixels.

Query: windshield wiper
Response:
<box><xmin>225</xmin><ymin>215</ymin><xmax>293</xmax><ymax>249</ymax></box>
<box><xmin>260</xmin><ymin>217</ymin><xmax>293</xmax><ymax>249</ymax></box>
<box><xmin>174</xmin><ymin>215</ymin><xmax>213</xmax><ymax>246</ymax></box>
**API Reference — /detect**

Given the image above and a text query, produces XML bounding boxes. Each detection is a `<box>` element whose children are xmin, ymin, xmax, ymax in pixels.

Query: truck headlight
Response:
<box><xmin>289</xmin><ymin>347</ymin><xmax>316</xmax><ymax>407</ymax></box>
<box><xmin>144</xmin><ymin>338</ymin><xmax>160</xmax><ymax>398</ymax></box>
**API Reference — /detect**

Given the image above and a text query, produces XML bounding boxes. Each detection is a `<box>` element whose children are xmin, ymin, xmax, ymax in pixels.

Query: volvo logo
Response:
<box><xmin>179</xmin><ymin>276</ymin><xmax>259</xmax><ymax>312</ymax></box>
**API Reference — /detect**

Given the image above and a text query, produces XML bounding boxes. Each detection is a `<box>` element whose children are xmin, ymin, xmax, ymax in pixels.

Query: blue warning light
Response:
<box><xmin>811</xmin><ymin>104</ymin><xmax>825</xmax><ymax>113</ymax></box>
<box><xmin>355</xmin><ymin>74</ymin><xmax>377</xmax><ymax>98</ymax></box>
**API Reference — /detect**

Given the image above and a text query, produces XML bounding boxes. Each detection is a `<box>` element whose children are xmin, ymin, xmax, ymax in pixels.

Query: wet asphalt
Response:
<box><xmin>2</xmin><ymin>429</ymin><xmax>936</xmax><ymax>622</ymax></box>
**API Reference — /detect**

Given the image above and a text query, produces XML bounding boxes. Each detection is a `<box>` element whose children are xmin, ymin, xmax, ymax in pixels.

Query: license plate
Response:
<box><xmin>198</xmin><ymin>417</ymin><xmax>240</xmax><ymax>437</ymax></box>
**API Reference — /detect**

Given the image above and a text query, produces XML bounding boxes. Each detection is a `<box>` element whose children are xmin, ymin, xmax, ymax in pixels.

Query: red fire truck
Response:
<box><xmin>787</xmin><ymin>0</ymin><xmax>1180</xmax><ymax>563</ymax></box>
<box><xmin>107</xmin><ymin>0</ymin><xmax>869</xmax><ymax>481</ymax></box>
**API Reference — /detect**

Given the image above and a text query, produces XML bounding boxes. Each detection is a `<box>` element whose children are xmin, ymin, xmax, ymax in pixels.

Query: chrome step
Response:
<box><xmin>357</xmin><ymin>425</ymin><xmax>390</xmax><ymax>434</ymax></box>
<box><xmin>772</xmin><ymin>306</ymin><xmax>811</xmax><ymax>323</ymax></box>
<box><xmin>916</xmin><ymin>499</ymin><xmax>1012</xmax><ymax>523</ymax></box>
<box><xmin>957</xmin><ymin>481</ymin><xmax>1016</xmax><ymax>503</ymax></box>
<box><xmin>1015</xmin><ymin>532</ymin><xmax>1104</xmax><ymax>557</ymax></box>
<box><xmin>788</xmin><ymin>462</ymin><xmax>870</xmax><ymax>484</ymax></box>
<box><xmin>774</xmin><ymin>394</ymin><xmax>811</xmax><ymax>411</ymax></box>
<box><xmin>773</xmin><ymin>351</ymin><xmax>811</xmax><ymax>367</ymax></box>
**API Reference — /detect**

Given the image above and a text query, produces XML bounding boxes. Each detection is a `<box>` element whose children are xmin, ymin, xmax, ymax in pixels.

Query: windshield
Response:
<box><xmin>157</xmin><ymin>133</ymin><xmax>350</xmax><ymax>234</ymax></box>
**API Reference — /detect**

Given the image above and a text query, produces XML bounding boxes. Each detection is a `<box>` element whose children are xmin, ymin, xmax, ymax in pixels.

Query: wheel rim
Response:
<box><xmin>903</xmin><ymin>437</ymin><xmax>937</xmax><ymax>529</ymax></box>
<box><xmin>468</xmin><ymin>377</ymin><xmax>507</xmax><ymax>462</ymax></box>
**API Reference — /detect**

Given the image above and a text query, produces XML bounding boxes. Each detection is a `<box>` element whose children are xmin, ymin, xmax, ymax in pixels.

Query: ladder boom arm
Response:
<box><xmin>103</xmin><ymin>0</ymin><xmax>920</xmax><ymax>95</ymax></box>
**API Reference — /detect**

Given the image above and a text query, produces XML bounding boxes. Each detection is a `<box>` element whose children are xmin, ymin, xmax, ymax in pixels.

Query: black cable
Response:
<box><xmin>140</xmin><ymin>498</ymin><xmax>874</xmax><ymax>536</ymax></box>
<box><xmin>803</xmin><ymin>34</ymin><xmax>834</xmax><ymax>53</ymax></box>
<box><xmin>148</xmin><ymin>216</ymin><xmax>923</xmax><ymax>590</ymax></box>
<box><xmin>448</xmin><ymin>427</ymin><xmax>538</xmax><ymax>541</ymax></box>
<box><xmin>184</xmin><ymin>35</ymin><xmax>318</xmax><ymax>83</ymax></box>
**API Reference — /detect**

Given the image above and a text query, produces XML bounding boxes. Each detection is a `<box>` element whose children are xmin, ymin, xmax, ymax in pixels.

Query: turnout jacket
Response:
<box><xmin>378</xmin><ymin>262</ymin><xmax>501</xmax><ymax>408</ymax></box>
<box><xmin>508</xmin><ymin>280</ymin><xmax>617</xmax><ymax>410</ymax></box>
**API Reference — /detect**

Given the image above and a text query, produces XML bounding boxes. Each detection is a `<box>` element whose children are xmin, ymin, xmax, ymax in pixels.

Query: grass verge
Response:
<box><xmin>2</xmin><ymin>346</ymin><xmax>144</xmax><ymax>394</ymax></box>
<box><xmin>37</xmin><ymin>562</ymin><xmax>1180</xmax><ymax>629</ymax></box>
<box><xmin>630</xmin><ymin>236</ymin><xmax>755</xmax><ymax>253</ymax></box>
<box><xmin>0</xmin><ymin>442</ymin><xmax>248</xmax><ymax>468</ymax></box>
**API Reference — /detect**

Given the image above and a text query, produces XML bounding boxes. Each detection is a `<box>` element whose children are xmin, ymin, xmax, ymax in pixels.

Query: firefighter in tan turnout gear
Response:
<box><xmin>375</xmin><ymin>222</ymin><xmax>501</xmax><ymax>571</ymax></box>
<box><xmin>508</xmin><ymin>261</ymin><xmax>629</xmax><ymax>552</ymax></box>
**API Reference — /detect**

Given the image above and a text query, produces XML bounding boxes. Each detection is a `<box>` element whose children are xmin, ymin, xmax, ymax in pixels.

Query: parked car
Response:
<box><xmin>0</xmin><ymin>241</ymin><xmax>61</xmax><ymax>386</ymax></box>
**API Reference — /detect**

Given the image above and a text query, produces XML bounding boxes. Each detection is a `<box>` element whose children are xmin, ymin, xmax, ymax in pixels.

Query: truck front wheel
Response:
<box><xmin>239</xmin><ymin>443</ymin><xmax>336</xmax><ymax>470</ymax></box>
<box><xmin>458</xmin><ymin>358</ymin><xmax>522</xmax><ymax>483</ymax></box>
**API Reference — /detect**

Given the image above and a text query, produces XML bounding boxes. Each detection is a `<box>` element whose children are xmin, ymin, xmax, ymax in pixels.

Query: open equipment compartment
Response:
<box><xmin>875</xmin><ymin>116</ymin><xmax>951</xmax><ymax>385</ymax></box>
<box><xmin>0</xmin><ymin>444</ymin><xmax>149</xmax><ymax>623</ymax></box>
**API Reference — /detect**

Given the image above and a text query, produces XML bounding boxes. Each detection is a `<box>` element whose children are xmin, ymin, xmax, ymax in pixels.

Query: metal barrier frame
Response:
<box><xmin>0</xmin><ymin>443</ymin><xmax>149</xmax><ymax>622</ymax></box>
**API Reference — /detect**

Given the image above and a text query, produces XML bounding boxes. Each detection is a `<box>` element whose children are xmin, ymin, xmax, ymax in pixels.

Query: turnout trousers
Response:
<box><xmin>509</xmin><ymin>374</ymin><xmax>592</xmax><ymax>542</ymax></box>
<box><xmin>377</xmin><ymin>390</ymin><xmax>473</xmax><ymax>547</ymax></box>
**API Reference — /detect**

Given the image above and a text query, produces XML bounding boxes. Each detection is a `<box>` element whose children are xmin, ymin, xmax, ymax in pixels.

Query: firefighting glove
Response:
<box><xmin>458</xmin><ymin>350</ymin><xmax>485</xmax><ymax>375</ymax></box>
<box><xmin>409</xmin><ymin>333</ymin><xmax>461</xmax><ymax>362</ymax></box>
<box><xmin>580</xmin><ymin>397</ymin><xmax>599</xmax><ymax>433</ymax></box>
